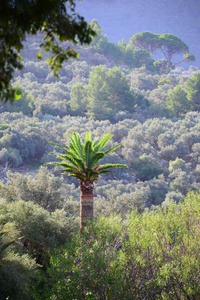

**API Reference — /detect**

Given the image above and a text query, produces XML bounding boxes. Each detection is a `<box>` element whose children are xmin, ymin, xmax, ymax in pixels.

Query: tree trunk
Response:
<box><xmin>166</xmin><ymin>54</ymin><xmax>172</xmax><ymax>73</ymax></box>
<box><xmin>80</xmin><ymin>180</ymin><xmax>94</xmax><ymax>231</ymax></box>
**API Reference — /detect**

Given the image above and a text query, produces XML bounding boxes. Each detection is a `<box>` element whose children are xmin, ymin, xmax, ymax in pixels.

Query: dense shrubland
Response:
<box><xmin>11</xmin><ymin>21</ymin><xmax>199</xmax><ymax>120</ymax></box>
<box><xmin>0</xmin><ymin>19</ymin><xmax>200</xmax><ymax>299</ymax></box>
<box><xmin>39</xmin><ymin>192</ymin><xmax>200</xmax><ymax>300</ymax></box>
<box><xmin>1</xmin><ymin>112</ymin><xmax>200</xmax><ymax>205</ymax></box>
<box><xmin>0</xmin><ymin>190</ymin><xmax>199</xmax><ymax>299</ymax></box>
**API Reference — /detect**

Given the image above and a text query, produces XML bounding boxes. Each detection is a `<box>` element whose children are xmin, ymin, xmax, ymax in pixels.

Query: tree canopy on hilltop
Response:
<box><xmin>130</xmin><ymin>31</ymin><xmax>195</xmax><ymax>73</ymax></box>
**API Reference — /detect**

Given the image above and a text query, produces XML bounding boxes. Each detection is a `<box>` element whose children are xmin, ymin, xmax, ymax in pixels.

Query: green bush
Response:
<box><xmin>39</xmin><ymin>191</ymin><xmax>200</xmax><ymax>299</ymax></box>
<box><xmin>0</xmin><ymin>251</ymin><xmax>37</xmax><ymax>300</ymax></box>
<box><xmin>0</xmin><ymin>148</ymin><xmax>23</xmax><ymax>167</ymax></box>
<box><xmin>1</xmin><ymin>167</ymin><xmax>65</xmax><ymax>211</ymax></box>
<box><xmin>0</xmin><ymin>223</ymin><xmax>37</xmax><ymax>300</ymax></box>
<box><xmin>133</xmin><ymin>154</ymin><xmax>165</xmax><ymax>181</ymax></box>
<box><xmin>0</xmin><ymin>199</ymin><xmax>78</xmax><ymax>267</ymax></box>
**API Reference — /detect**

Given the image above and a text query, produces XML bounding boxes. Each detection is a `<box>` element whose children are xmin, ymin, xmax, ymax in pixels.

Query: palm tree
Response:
<box><xmin>46</xmin><ymin>132</ymin><xmax>127</xmax><ymax>230</ymax></box>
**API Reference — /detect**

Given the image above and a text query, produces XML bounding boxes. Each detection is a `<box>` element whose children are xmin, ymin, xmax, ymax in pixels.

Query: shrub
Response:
<box><xmin>38</xmin><ymin>192</ymin><xmax>200</xmax><ymax>299</ymax></box>
<box><xmin>133</xmin><ymin>154</ymin><xmax>164</xmax><ymax>181</ymax></box>
<box><xmin>1</xmin><ymin>167</ymin><xmax>65</xmax><ymax>211</ymax></box>
<box><xmin>0</xmin><ymin>223</ymin><xmax>37</xmax><ymax>300</ymax></box>
<box><xmin>0</xmin><ymin>199</ymin><xmax>78</xmax><ymax>267</ymax></box>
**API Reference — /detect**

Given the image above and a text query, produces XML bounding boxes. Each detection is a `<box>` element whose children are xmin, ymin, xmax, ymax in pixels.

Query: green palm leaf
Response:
<box><xmin>67</xmin><ymin>135</ymin><xmax>80</xmax><ymax>156</ymax></box>
<box><xmin>104</xmin><ymin>143</ymin><xmax>123</xmax><ymax>155</ymax></box>
<box><xmin>44</xmin><ymin>161</ymin><xmax>75</xmax><ymax>169</ymax></box>
<box><xmin>49</xmin><ymin>141</ymin><xmax>68</xmax><ymax>153</ymax></box>
<box><xmin>98</xmin><ymin>163</ymin><xmax>128</xmax><ymax>172</ymax></box>
<box><xmin>46</xmin><ymin>132</ymin><xmax>127</xmax><ymax>182</ymax></box>
<box><xmin>61</xmin><ymin>167</ymin><xmax>78</xmax><ymax>173</ymax></box>
<box><xmin>84</xmin><ymin>132</ymin><xmax>92</xmax><ymax>144</ymax></box>
<box><xmin>57</xmin><ymin>155</ymin><xmax>85</xmax><ymax>172</ymax></box>
<box><xmin>83</xmin><ymin>140</ymin><xmax>92</xmax><ymax>165</ymax></box>
<box><xmin>65</xmin><ymin>148</ymin><xmax>81</xmax><ymax>160</ymax></box>
<box><xmin>90</xmin><ymin>152</ymin><xmax>105</xmax><ymax>168</ymax></box>
<box><xmin>72</xmin><ymin>132</ymin><xmax>83</xmax><ymax>157</ymax></box>
<box><xmin>96</xmin><ymin>170</ymin><xmax>111</xmax><ymax>175</ymax></box>
<box><xmin>65</xmin><ymin>173</ymin><xmax>86</xmax><ymax>181</ymax></box>
<box><xmin>85</xmin><ymin>168</ymin><xmax>99</xmax><ymax>180</ymax></box>
<box><xmin>92</xmin><ymin>139</ymin><xmax>99</xmax><ymax>149</ymax></box>
<box><xmin>95</xmin><ymin>133</ymin><xmax>113</xmax><ymax>151</ymax></box>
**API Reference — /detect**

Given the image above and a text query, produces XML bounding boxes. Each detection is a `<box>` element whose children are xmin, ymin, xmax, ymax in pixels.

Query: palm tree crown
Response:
<box><xmin>47</xmin><ymin>132</ymin><xmax>127</xmax><ymax>183</ymax></box>
<box><xmin>46</xmin><ymin>132</ymin><xmax>127</xmax><ymax>230</ymax></box>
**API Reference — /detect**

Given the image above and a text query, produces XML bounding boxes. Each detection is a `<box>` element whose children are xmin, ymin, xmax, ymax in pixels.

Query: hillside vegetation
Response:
<box><xmin>0</xmin><ymin>17</ymin><xmax>200</xmax><ymax>299</ymax></box>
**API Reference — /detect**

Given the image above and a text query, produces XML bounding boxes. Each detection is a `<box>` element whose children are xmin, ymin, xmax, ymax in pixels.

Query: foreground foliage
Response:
<box><xmin>0</xmin><ymin>183</ymin><xmax>199</xmax><ymax>299</ymax></box>
<box><xmin>38</xmin><ymin>192</ymin><xmax>200</xmax><ymax>299</ymax></box>
<box><xmin>0</xmin><ymin>197</ymin><xmax>77</xmax><ymax>299</ymax></box>
<box><xmin>0</xmin><ymin>0</ymin><xmax>95</xmax><ymax>102</ymax></box>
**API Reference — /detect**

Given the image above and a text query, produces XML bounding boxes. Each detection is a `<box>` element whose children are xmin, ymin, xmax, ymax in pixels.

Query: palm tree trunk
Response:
<box><xmin>80</xmin><ymin>180</ymin><xmax>94</xmax><ymax>230</ymax></box>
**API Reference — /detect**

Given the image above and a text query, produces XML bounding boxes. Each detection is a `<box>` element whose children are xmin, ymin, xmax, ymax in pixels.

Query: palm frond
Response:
<box><xmin>85</xmin><ymin>168</ymin><xmax>98</xmax><ymax>180</ymax></box>
<box><xmin>57</xmin><ymin>155</ymin><xmax>85</xmax><ymax>172</ymax></box>
<box><xmin>49</xmin><ymin>141</ymin><xmax>68</xmax><ymax>153</ymax></box>
<box><xmin>44</xmin><ymin>161</ymin><xmax>75</xmax><ymax>169</ymax></box>
<box><xmin>90</xmin><ymin>152</ymin><xmax>105</xmax><ymax>168</ymax></box>
<box><xmin>84</xmin><ymin>132</ymin><xmax>92</xmax><ymax>144</ymax></box>
<box><xmin>66</xmin><ymin>133</ymin><xmax>74</xmax><ymax>145</ymax></box>
<box><xmin>65</xmin><ymin>172</ymin><xmax>86</xmax><ymax>181</ymax></box>
<box><xmin>93</xmin><ymin>139</ymin><xmax>99</xmax><ymax>148</ymax></box>
<box><xmin>83</xmin><ymin>140</ymin><xmax>92</xmax><ymax>166</ymax></box>
<box><xmin>46</xmin><ymin>132</ymin><xmax>127</xmax><ymax>182</ymax></box>
<box><xmin>67</xmin><ymin>134</ymin><xmax>82</xmax><ymax>157</ymax></box>
<box><xmin>98</xmin><ymin>163</ymin><xmax>128</xmax><ymax>171</ymax></box>
<box><xmin>72</xmin><ymin>132</ymin><xmax>83</xmax><ymax>157</ymax></box>
<box><xmin>96</xmin><ymin>170</ymin><xmax>111</xmax><ymax>175</ymax></box>
<box><xmin>65</xmin><ymin>148</ymin><xmax>81</xmax><ymax>160</ymax></box>
<box><xmin>94</xmin><ymin>133</ymin><xmax>113</xmax><ymax>151</ymax></box>
<box><xmin>61</xmin><ymin>167</ymin><xmax>78</xmax><ymax>173</ymax></box>
<box><xmin>104</xmin><ymin>143</ymin><xmax>123</xmax><ymax>155</ymax></box>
